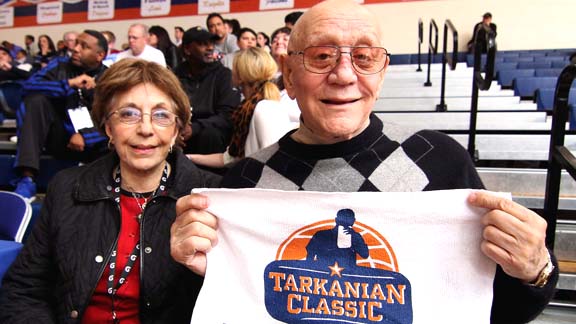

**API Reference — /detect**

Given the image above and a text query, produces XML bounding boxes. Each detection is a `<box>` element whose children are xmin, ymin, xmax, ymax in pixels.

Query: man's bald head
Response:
<box><xmin>288</xmin><ymin>0</ymin><xmax>385</xmax><ymax>52</ymax></box>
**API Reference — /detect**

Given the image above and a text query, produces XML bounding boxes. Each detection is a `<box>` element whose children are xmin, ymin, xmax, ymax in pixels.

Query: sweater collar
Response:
<box><xmin>278</xmin><ymin>113</ymin><xmax>385</xmax><ymax>160</ymax></box>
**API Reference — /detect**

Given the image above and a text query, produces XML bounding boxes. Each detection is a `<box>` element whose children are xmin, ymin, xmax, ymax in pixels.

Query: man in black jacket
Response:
<box><xmin>173</xmin><ymin>26</ymin><xmax>240</xmax><ymax>155</ymax></box>
<box><xmin>468</xmin><ymin>12</ymin><xmax>497</xmax><ymax>53</ymax></box>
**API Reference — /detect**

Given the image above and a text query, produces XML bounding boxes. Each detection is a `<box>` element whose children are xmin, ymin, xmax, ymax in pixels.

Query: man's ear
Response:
<box><xmin>280</xmin><ymin>54</ymin><xmax>296</xmax><ymax>100</ymax></box>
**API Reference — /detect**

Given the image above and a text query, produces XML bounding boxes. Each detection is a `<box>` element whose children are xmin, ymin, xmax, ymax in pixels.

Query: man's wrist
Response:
<box><xmin>527</xmin><ymin>250</ymin><xmax>554</xmax><ymax>288</ymax></box>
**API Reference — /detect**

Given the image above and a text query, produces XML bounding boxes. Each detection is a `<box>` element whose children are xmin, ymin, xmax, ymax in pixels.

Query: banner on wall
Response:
<box><xmin>0</xmin><ymin>0</ymin><xmax>17</xmax><ymax>7</ymax></box>
<box><xmin>0</xmin><ymin>6</ymin><xmax>13</xmax><ymax>28</ymax></box>
<box><xmin>198</xmin><ymin>0</ymin><xmax>230</xmax><ymax>15</ymax></box>
<box><xmin>259</xmin><ymin>0</ymin><xmax>294</xmax><ymax>11</ymax></box>
<box><xmin>141</xmin><ymin>0</ymin><xmax>171</xmax><ymax>17</ymax></box>
<box><xmin>37</xmin><ymin>1</ymin><xmax>62</xmax><ymax>24</ymax></box>
<box><xmin>88</xmin><ymin>0</ymin><xmax>114</xmax><ymax>21</ymax></box>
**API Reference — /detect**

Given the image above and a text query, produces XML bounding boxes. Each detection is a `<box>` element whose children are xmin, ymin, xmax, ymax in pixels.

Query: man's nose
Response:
<box><xmin>330</xmin><ymin>53</ymin><xmax>357</xmax><ymax>83</ymax></box>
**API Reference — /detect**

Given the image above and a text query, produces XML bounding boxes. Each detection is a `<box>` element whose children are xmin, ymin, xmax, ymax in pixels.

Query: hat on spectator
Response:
<box><xmin>182</xmin><ymin>26</ymin><xmax>219</xmax><ymax>45</ymax></box>
<box><xmin>0</xmin><ymin>46</ymin><xmax>9</xmax><ymax>56</ymax></box>
<box><xmin>483</xmin><ymin>12</ymin><xmax>492</xmax><ymax>19</ymax></box>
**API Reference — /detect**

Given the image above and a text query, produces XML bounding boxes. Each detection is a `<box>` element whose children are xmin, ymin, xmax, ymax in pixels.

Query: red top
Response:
<box><xmin>82</xmin><ymin>193</ymin><xmax>143</xmax><ymax>323</ymax></box>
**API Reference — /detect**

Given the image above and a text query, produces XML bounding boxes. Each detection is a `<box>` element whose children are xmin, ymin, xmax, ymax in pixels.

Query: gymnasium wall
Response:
<box><xmin>0</xmin><ymin>0</ymin><xmax>574</xmax><ymax>54</ymax></box>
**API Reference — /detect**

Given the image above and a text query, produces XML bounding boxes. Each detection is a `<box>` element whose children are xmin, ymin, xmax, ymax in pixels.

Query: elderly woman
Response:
<box><xmin>0</xmin><ymin>59</ymin><xmax>220</xmax><ymax>323</ymax></box>
<box><xmin>188</xmin><ymin>47</ymin><xmax>294</xmax><ymax>168</ymax></box>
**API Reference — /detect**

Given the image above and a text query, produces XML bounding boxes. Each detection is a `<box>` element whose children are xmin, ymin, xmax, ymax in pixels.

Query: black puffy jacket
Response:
<box><xmin>0</xmin><ymin>151</ymin><xmax>220</xmax><ymax>323</ymax></box>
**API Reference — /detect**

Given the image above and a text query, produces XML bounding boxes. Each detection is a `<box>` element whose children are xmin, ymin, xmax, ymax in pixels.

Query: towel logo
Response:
<box><xmin>264</xmin><ymin>209</ymin><xmax>413</xmax><ymax>323</ymax></box>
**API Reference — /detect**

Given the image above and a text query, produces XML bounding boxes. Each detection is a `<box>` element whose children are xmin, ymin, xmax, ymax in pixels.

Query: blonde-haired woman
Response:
<box><xmin>188</xmin><ymin>47</ymin><xmax>293</xmax><ymax>168</ymax></box>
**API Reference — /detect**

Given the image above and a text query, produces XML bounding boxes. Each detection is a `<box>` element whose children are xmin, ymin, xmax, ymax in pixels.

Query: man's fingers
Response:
<box><xmin>468</xmin><ymin>190</ymin><xmax>529</xmax><ymax>222</ymax></box>
<box><xmin>175</xmin><ymin>193</ymin><xmax>210</xmax><ymax>216</ymax></box>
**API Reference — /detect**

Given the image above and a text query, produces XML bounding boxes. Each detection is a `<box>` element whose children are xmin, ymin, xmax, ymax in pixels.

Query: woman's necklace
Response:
<box><xmin>130</xmin><ymin>190</ymin><xmax>155</xmax><ymax>222</ymax></box>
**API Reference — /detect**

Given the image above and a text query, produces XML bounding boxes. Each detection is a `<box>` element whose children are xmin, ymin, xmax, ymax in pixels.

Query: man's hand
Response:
<box><xmin>171</xmin><ymin>193</ymin><xmax>218</xmax><ymax>276</ymax></box>
<box><xmin>67</xmin><ymin>133</ymin><xmax>85</xmax><ymax>152</ymax></box>
<box><xmin>68</xmin><ymin>74</ymin><xmax>96</xmax><ymax>89</ymax></box>
<box><xmin>0</xmin><ymin>61</ymin><xmax>12</xmax><ymax>71</ymax></box>
<box><xmin>180</xmin><ymin>123</ymin><xmax>192</xmax><ymax>142</ymax></box>
<box><xmin>468</xmin><ymin>190</ymin><xmax>549</xmax><ymax>282</ymax></box>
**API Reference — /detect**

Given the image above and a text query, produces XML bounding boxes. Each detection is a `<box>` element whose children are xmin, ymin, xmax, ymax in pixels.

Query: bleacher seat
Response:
<box><xmin>0</xmin><ymin>191</ymin><xmax>32</xmax><ymax>286</ymax></box>
<box><xmin>517</xmin><ymin>61</ymin><xmax>552</xmax><ymax>69</ymax></box>
<box><xmin>494</xmin><ymin>62</ymin><xmax>518</xmax><ymax>77</ymax></box>
<box><xmin>497</xmin><ymin>69</ymin><xmax>535</xmax><ymax>88</ymax></box>
<box><xmin>535</xmin><ymin>68</ymin><xmax>563</xmax><ymax>77</ymax></box>
<box><xmin>504</xmin><ymin>56</ymin><xmax>534</xmax><ymax>63</ymax></box>
<box><xmin>389</xmin><ymin>54</ymin><xmax>412</xmax><ymax>65</ymax></box>
<box><xmin>513</xmin><ymin>76</ymin><xmax>558</xmax><ymax>98</ymax></box>
<box><xmin>536</xmin><ymin>88</ymin><xmax>576</xmax><ymax>111</ymax></box>
<box><xmin>552</xmin><ymin>60</ymin><xmax>570</xmax><ymax>69</ymax></box>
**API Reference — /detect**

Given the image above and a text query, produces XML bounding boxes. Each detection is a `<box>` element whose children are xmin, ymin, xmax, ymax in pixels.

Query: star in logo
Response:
<box><xmin>328</xmin><ymin>262</ymin><xmax>344</xmax><ymax>278</ymax></box>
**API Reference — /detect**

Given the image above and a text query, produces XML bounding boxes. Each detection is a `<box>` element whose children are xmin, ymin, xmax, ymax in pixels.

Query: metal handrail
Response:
<box><xmin>467</xmin><ymin>27</ymin><xmax>497</xmax><ymax>158</ymax></box>
<box><xmin>424</xmin><ymin>19</ymin><xmax>438</xmax><ymax>87</ymax></box>
<box><xmin>417</xmin><ymin>18</ymin><xmax>423</xmax><ymax>72</ymax></box>
<box><xmin>436</xmin><ymin>19</ymin><xmax>459</xmax><ymax>112</ymax></box>
<box><xmin>543</xmin><ymin>63</ymin><xmax>576</xmax><ymax>248</ymax></box>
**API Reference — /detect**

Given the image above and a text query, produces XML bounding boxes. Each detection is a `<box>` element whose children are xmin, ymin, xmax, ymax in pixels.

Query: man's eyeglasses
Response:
<box><xmin>288</xmin><ymin>46</ymin><xmax>390</xmax><ymax>75</ymax></box>
<box><xmin>107</xmin><ymin>107</ymin><xmax>177</xmax><ymax>127</ymax></box>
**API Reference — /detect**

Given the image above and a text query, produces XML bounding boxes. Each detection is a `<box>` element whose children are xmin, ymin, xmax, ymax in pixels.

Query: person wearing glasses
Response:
<box><xmin>172</xmin><ymin>1</ymin><xmax>558</xmax><ymax>323</ymax></box>
<box><xmin>0</xmin><ymin>59</ymin><xmax>220</xmax><ymax>323</ymax></box>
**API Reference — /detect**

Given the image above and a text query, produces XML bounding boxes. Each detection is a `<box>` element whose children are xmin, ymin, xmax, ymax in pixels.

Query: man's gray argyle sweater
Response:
<box><xmin>221</xmin><ymin>113</ymin><xmax>557</xmax><ymax>324</ymax></box>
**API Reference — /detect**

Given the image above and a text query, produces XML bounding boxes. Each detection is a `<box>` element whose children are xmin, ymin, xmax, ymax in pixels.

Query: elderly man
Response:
<box><xmin>115</xmin><ymin>23</ymin><xmax>166</xmax><ymax>67</ymax></box>
<box><xmin>171</xmin><ymin>1</ymin><xmax>557</xmax><ymax>323</ymax></box>
<box><xmin>59</xmin><ymin>31</ymin><xmax>78</xmax><ymax>57</ymax></box>
<box><xmin>12</xmin><ymin>30</ymin><xmax>109</xmax><ymax>200</ymax></box>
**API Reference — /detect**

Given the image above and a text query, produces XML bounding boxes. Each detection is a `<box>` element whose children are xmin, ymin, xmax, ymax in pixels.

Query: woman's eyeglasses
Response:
<box><xmin>107</xmin><ymin>107</ymin><xmax>177</xmax><ymax>127</ymax></box>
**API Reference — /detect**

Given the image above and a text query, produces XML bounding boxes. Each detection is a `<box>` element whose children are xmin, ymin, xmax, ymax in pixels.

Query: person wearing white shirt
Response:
<box><xmin>115</xmin><ymin>24</ymin><xmax>166</xmax><ymax>68</ymax></box>
<box><xmin>187</xmin><ymin>47</ymin><xmax>293</xmax><ymax>168</ymax></box>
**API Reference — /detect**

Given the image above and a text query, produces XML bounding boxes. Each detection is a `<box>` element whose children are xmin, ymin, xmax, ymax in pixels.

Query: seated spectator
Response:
<box><xmin>149</xmin><ymin>25</ymin><xmax>180</xmax><ymax>70</ymax></box>
<box><xmin>15</xmin><ymin>49</ymin><xmax>32</xmax><ymax>67</ymax></box>
<box><xmin>220</xmin><ymin>27</ymin><xmax>258</xmax><ymax>70</ymax></box>
<box><xmin>1</xmin><ymin>41</ymin><xmax>23</xmax><ymax>60</ymax></box>
<box><xmin>101</xmin><ymin>30</ymin><xmax>121</xmax><ymax>67</ymax></box>
<box><xmin>270</xmin><ymin>27</ymin><xmax>291</xmax><ymax>89</ymax></box>
<box><xmin>257</xmin><ymin>31</ymin><xmax>271</xmax><ymax>53</ymax></box>
<box><xmin>0</xmin><ymin>46</ymin><xmax>32</xmax><ymax>81</ymax></box>
<box><xmin>284</xmin><ymin>11</ymin><xmax>304</xmax><ymax>29</ymax></box>
<box><xmin>24</xmin><ymin>34</ymin><xmax>38</xmax><ymax>62</ymax></box>
<box><xmin>59</xmin><ymin>31</ymin><xmax>79</xmax><ymax>57</ymax></box>
<box><xmin>0</xmin><ymin>58</ymin><xmax>220</xmax><ymax>323</ymax></box>
<box><xmin>207</xmin><ymin>13</ymin><xmax>239</xmax><ymax>69</ymax></box>
<box><xmin>225</xmin><ymin>18</ymin><xmax>241</xmax><ymax>38</ymax></box>
<box><xmin>116</xmin><ymin>24</ymin><xmax>167</xmax><ymax>67</ymax></box>
<box><xmin>101</xmin><ymin>30</ymin><xmax>121</xmax><ymax>54</ymax></box>
<box><xmin>12</xmin><ymin>30</ymin><xmax>110</xmax><ymax>200</ymax></box>
<box><xmin>33</xmin><ymin>34</ymin><xmax>57</xmax><ymax>70</ymax></box>
<box><xmin>174</xmin><ymin>26</ymin><xmax>241</xmax><ymax>155</ymax></box>
<box><xmin>188</xmin><ymin>47</ymin><xmax>293</xmax><ymax>168</ymax></box>
<box><xmin>0</xmin><ymin>46</ymin><xmax>32</xmax><ymax>120</ymax></box>
<box><xmin>174</xmin><ymin>26</ymin><xmax>184</xmax><ymax>46</ymax></box>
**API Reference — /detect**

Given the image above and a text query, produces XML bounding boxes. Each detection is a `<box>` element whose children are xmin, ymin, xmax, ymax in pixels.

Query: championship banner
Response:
<box><xmin>191</xmin><ymin>188</ymin><xmax>501</xmax><ymax>323</ymax></box>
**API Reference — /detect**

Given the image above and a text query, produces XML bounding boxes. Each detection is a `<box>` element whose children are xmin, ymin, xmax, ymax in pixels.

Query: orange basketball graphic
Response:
<box><xmin>275</xmin><ymin>219</ymin><xmax>399</xmax><ymax>272</ymax></box>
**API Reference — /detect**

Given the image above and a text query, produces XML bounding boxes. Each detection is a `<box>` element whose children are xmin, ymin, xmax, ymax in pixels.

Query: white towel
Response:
<box><xmin>191</xmin><ymin>188</ymin><xmax>503</xmax><ymax>324</ymax></box>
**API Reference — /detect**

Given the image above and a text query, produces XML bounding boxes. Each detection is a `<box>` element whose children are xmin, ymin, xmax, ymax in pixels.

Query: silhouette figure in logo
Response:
<box><xmin>306</xmin><ymin>209</ymin><xmax>369</xmax><ymax>267</ymax></box>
